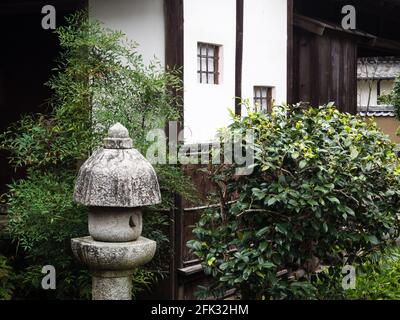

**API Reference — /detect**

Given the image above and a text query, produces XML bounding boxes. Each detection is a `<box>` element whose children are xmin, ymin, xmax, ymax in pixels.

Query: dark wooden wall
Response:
<box><xmin>292</xmin><ymin>28</ymin><xmax>358</xmax><ymax>114</ymax></box>
<box><xmin>175</xmin><ymin>164</ymin><xmax>216</xmax><ymax>299</ymax></box>
<box><xmin>0</xmin><ymin>1</ymin><xmax>87</xmax><ymax>196</ymax></box>
<box><xmin>294</xmin><ymin>0</ymin><xmax>400</xmax><ymax>45</ymax></box>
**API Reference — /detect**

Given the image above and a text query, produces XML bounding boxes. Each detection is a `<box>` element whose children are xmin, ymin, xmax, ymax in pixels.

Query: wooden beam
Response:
<box><xmin>371</xmin><ymin>37</ymin><xmax>400</xmax><ymax>52</ymax></box>
<box><xmin>293</xmin><ymin>14</ymin><xmax>377</xmax><ymax>40</ymax></box>
<box><xmin>359</xmin><ymin>35</ymin><xmax>400</xmax><ymax>56</ymax></box>
<box><xmin>293</xmin><ymin>14</ymin><xmax>326</xmax><ymax>36</ymax></box>
<box><xmin>235</xmin><ymin>0</ymin><xmax>244</xmax><ymax>117</ymax></box>
<box><xmin>377</xmin><ymin>79</ymin><xmax>382</xmax><ymax>97</ymax></box>
<box><xmin>164</xmin><ymin>0</ymin><xmax>184</xmax><ymax>133</ymax></box>
<box><xmin>164</xmin><ymin>0</ymin><xmax>184</xmax><ymax>300</ymax></box>
<box><xmin>294</xmin><ymin>13</ymin><xmax>400</xmax><ymax>55</ymax></box>
<box><xmin>178</xmin><ymin>264</ymin><xmax>203</xmax><ymax>276</ymax></box>
<box><xmin>287</xmin><ymin>0</ymin><xmax>294</xmax><ymax>104</ymax></box>
<box><xmin>164</xmin><ymin>0</ymin><xmax>184</xmax><ymax>75</ymax></box>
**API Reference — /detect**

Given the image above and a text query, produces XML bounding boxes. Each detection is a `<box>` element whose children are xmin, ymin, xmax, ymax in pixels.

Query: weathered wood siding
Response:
<box><xmin>292</xmin><ymin>28</ymin><xmax>358</xmax><ymax>114</ymax></box>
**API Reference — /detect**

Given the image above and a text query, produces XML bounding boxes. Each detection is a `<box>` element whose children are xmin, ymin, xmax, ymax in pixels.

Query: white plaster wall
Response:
<box><xmin>88</xmin><ymin>0</ymin><xmax>165</xmax><ymax>66</ymax></box>
<box><xmin>358</xmin><ymin>81</ymin><xmax>377</xmax><ymax>106</ymax></box>
<box><xmin>89</xmin><ymin>0</ymin><xmax>288</xmax><ymax>143</ymax></box>
<box><xmin>242</xmin><ymin>0</ymin><xmax>287</xmax><ymax>113</ymax></box>
<box><xmin>183</xmin><ymin>0</ymin><xmax>237</xmax><ymax>143</ymax></box>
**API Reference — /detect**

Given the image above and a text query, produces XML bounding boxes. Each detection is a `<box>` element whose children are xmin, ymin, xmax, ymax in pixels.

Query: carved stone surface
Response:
<box><xmin>103</xmin><ymin>123</ymin><xmax>133</xmax><ymax>149</ymax></box>
<box><xmin>71</xmin><ymin>236</ymin><xmax>156</xmax><ymax>271</ymax></box>
<box><xmin>73</xmin><ymin>123</ymin><xmax>161</xmax><ymax>208</ymax></box>
<box><xmin>88</xmin><ymin>207</ymin><xmax>143</xmax><ymax>242</ymax></box>
<box><xmin>71</xmin><ymin>123</ymin><xmax>159</xmax><ymax>300</ymax></box>
<box><xmin>92</xmin><ymin>273</ymin><xmax>133</xmax><ymax>300</ymax></box>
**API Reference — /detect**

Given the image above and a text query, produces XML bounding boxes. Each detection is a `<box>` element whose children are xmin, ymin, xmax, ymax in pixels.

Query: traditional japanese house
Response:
<box><xmin>357</xmin><ymin>57</ymin><xmax>400</xmax><ymax>143</ymax></box>
<box><xmin>1</xmin><ymin>0</ymin><xmax>400</xmax><ymax>299</ymax></box>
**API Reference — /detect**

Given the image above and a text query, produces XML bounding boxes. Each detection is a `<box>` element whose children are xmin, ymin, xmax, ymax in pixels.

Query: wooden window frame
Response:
<box><xmin>197</xmin><ymin>42</ymin><xmax>220</xmax><ymax>84</ymax></box>
<box><xmin>377</xmin><ymin>79</ymin><xmax>382</xmax><ymax>105</ymax></box>
<box><xmin>254</xmin><ymin>86</ymin><xmax>273</xmax><ymax>112</ymax></box>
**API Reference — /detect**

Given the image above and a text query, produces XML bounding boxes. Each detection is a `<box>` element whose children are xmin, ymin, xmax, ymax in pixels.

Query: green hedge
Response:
<box><xmin>188</xmin><ymin>103</ymin><xmax>400</xmax><ymax>300</ymax></box>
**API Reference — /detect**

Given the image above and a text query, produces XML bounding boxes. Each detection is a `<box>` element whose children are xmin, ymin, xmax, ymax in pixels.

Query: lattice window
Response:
<box><xmin>197</xmin><ymin>43</ymin><xmax>220</xmax><ymax>84</ymax></box>
<box><xmin>254</xmin><ymin>86</ymin><xmax>273</xmax><ymax>112</ymax></box>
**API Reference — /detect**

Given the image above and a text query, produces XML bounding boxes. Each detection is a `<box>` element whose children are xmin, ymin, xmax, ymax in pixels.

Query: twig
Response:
<box><xmin>183</xmin><ymin>200</ymin><xmax>237</xmax><ymax>212</ymax></box>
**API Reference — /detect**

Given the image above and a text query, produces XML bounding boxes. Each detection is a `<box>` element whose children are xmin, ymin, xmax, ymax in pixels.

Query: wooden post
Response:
<box><xmin>287</xmin><ymin>0</ymin><xmax>294</xmax><ymax>104</ymax></box>
<box><xmin>235</xmin><ymin>0</ymin><xmax>244</xmax><ymax>117</ymax></box>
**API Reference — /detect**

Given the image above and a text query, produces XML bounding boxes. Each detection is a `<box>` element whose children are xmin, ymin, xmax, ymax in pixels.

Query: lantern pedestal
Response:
<box><xmin>71</xmin><ymin>236</ymin><xmax>156</xmax><ymax>300</ymax></box>
<box><xmin>92</xmin><ymin>271</ymin><xmax>133</xmax><ymax>301</ymax></box>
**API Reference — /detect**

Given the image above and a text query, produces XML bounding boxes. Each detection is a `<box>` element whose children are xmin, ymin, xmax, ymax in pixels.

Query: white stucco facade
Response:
<box><xmin>183</xmin><ymin>0</ymin><xmax>237</xmax><ymax>143</ymax></box>
<box><xmin>89</xmin><ymin>0</ymin><xmax>165</xmax><ymax>66</ymax></box>
<box><xmin>183</xmin><ymin>0</ymin><xmax>288</xmax><ymax>142</ymax></box>
<box><xmin>242</xmin><ymin>0</ymin><xmax>288</xmax><ymax>113</ymax></box>
<box><xmin>88</xmin><ymin>0</ymin><xmax>289</xmax><ymax>143</ymax></box>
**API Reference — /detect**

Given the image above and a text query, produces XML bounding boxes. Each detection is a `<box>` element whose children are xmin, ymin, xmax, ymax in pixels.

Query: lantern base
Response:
<box><xmin>92</xmin><ymin>270</ymin><xmax>133</xmax><ymax>300</ymax></box>
<box><xmin>71</xmin><ymin>236</ymin><xmax>156</xmax><ymax>300</ymax></box>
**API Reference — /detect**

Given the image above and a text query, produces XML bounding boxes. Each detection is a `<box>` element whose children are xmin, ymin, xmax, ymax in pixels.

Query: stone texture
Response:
<box><xmin>92</xmin><ymin>273</ymin><xmax>133</xmax><ymax>300</ymax></box>
<box><xmin>88</xmin><ymin>207</ymin><xmax>143</xmax><ymax>242</ymax></box>
<box><xmin>71</xmin><ymin>123</ymin><xmax>159</xmax><ymax>300</ymax></box>
<box><xmin>71</xmin><ymin>236</ymin><xmax>156</xmax><ymax>271</ymax></box>
<box><xmin>73</xmin><ymin>123</ymin><xmax>161</xmax><ymax>208</ymax></box>
<box><xmin>103</xmin><ymin>123</ymin><xmax>133</xmax><ymax>149</ymax></box>
<box><xmin>108</xmin><ymin>123</ymin><xmax>129</xmax><ymax>138</ymax></box>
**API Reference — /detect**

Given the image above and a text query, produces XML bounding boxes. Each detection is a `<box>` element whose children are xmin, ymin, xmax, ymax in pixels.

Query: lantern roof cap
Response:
<box><xmin>73</xmin><ymin>123</ymin><xmax>161</xmax><ymax>208</ymax></box>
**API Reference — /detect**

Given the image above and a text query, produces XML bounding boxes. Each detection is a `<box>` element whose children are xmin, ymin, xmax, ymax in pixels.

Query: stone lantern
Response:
<box><xmin>71</xmin><ymin>123</ymin><xmax>160</xmax><ymax>300</ymax></box>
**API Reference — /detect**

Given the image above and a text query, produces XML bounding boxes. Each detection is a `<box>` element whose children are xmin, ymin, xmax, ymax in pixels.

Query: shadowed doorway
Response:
<box><xmin>0</xmin><ymin>0</ymin><xmax>86</xmax><ymax>198</ymax></box>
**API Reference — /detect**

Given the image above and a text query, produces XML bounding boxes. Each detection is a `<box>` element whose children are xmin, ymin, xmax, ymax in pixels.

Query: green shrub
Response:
<box><xmin>188</xmin><ymin>103</ymin><xmax>400</xmax><ymax>300</ymax></box>
<box><xmin>345</xmin><ymin>246</ymin><xmax>400</xmax><ymax>300</ymax></box>
<box><xmin>6</xmin><ymin>170</ymin><xmax>87</xmax><ymax>254</ymax></box>
<box><xmin>4</xmin><ymin>170</ymin><xmax>90</xmax><ymax>299</ymax></box>
<box><xmin>0</xmin><ymin>11</ymin><xmax>195</xmax><ymax>299</ymax></box>
<box><xmin>382</xmin><ymin>75</ymin><xmax>400</xmax><ymax>135</ymax></box>
<box><xmin>312</xmin><ymin>246</ymin><xmax>400</xmax><ymax>300</ymax></box>
<box><xmin>393</xmin><ymin>77</ymin><xmax>400</xmax><ymax>121</ymax></box>
<box><xmin>377</xmin><ymin>90</ymin><xmax>394</xmax><ymax>106</ymax></box>
<box><xmin>0</xmin><ymin>255</ymin><xmax>15</xmax><ymax>300</ymax></box>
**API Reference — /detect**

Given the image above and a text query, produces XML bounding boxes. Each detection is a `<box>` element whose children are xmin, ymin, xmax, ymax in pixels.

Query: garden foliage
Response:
<box><xmin>0</xmin><ymin>255</ymin><xmax>15</xmax><ymax>300</ymax></box>
<box><xmin>393</xmin><ymin>76</ymin><xmax>400</xmax><ymax>121</ymax></box>
<box><xmin>188</xmin><ymin>103</ymin><xmax>400</xmax><ymax>299</ymax></box>
<box><xmin>345</xmin><ymin>246</ymin><xmax>400</xmax><ymax>300</ymax></box>
<box><xmin>380</xmin><ymin>74</ymin><xmax>400</xmax><ymax>135</ymax></box>
<box><xmin>0</xmin><ymin>11</ymin><xmax>194</xmax><ymax>299</ymax></box>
